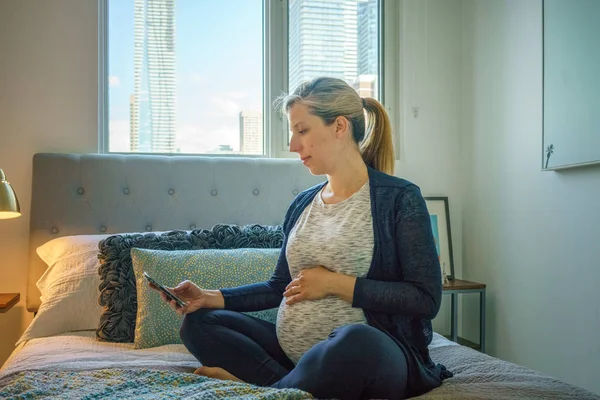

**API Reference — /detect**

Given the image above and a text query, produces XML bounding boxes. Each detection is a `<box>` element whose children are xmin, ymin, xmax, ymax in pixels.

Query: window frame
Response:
<box><xmin>98</xmin><ymin>0</ymin><xmax>400</xmax><ymax>159</ymax></box>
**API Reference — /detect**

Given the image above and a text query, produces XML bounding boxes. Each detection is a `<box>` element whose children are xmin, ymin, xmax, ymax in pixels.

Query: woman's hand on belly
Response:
<box><xmin>283</xmin><ymin>266</ymin><xmax>336</xmax><ymax>306</ymax></box>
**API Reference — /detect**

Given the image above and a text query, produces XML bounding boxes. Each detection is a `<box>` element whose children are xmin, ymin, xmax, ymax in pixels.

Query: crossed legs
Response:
<box><xmin>180</xmin><ymin>309</ymin><xmax>409</xmax><ymax>400</ymax></box>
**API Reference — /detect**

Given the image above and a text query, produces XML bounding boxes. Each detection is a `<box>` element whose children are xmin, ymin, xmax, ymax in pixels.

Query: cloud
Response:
<box><xmin>107</xmin><ymin>119</ymin><xmax>241</xmax><ymax>154</ymax></box>
<box><xmin>109</xmin><ymin>119</ymin><xmax>130</xmax><ymax>152</ymax></box>
<box><xmin>109</xmin><ymin>76</ymin><xmax>121</xmax><ymax>87</ymax></box>
<box><xmin>175</xmin><ymin>124</ymin><xmax>210</xmax><ymax>153</ymax></box>
<box><xmin>190</xmin><ymin>74</ymin><xmax>206</xmax><ymax>85</ymax></box>
<box><xmin>211</xmin><ymin>97</ymin><xmax>241</xmax><ymax>117</ymax></box>
<box><xmin>176</xmin><ymin>123</ymin><xmax>239</xmax><ymax>153</ymax></box>
<box><xmin>216</xmin><ymin>91</ymin><xmax>248</xmax><ymax>99</ymax></box>
<box><xmin>210</xmin><ymin>125</ymin><xmax>240</xmax><ymax>151</ymax></box>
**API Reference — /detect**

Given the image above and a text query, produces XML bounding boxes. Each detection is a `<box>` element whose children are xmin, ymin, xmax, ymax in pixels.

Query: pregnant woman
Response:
<box><xmin>153</xmin><ymin>76</ymin><xmax>451</xmax><ymax>400</ymax></box>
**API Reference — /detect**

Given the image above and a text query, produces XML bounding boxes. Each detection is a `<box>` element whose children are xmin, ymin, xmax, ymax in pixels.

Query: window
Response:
<box><xmin>287</xmin><ymin>0</ymin><xmax>380</xmax><ymax>144</ymax></box>
<box><xmin>99</xmin><ymin>0</ymin><xmax>397</xmax><ymax>157</ymax></box>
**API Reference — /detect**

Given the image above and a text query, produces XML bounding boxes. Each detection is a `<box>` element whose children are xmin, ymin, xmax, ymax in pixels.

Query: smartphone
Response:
<box><xmin>143</xmin><ymin>272</ymin><xmax>187</xmax><ymax>308</ymax></box>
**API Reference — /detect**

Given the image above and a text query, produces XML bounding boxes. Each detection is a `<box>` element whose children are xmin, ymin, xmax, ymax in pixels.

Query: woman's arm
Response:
<box><xmin>219</xmin><ymin>243</ymin><xmax>292</xmax><ymax>311</ymax></box>
<box><xmin>328</xmin><ymin>273</ymin><xmax>358</xmax><ymax>304</ymax></box>
<box><xmin>219</xmin><ymin>196</ymin><xmax>301</xmax><ymax>312</ymax></box>
<box><xmin>351</xmin><ymin>186</ymin><xmax>442</xmax><ymax>319</ymax></box>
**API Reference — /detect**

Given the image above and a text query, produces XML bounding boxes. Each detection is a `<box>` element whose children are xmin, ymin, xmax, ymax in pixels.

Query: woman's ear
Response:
<box><xmin>334</xmin><ymin>116</ymin><xmax>349</xmax><ymax>138</ymax></box>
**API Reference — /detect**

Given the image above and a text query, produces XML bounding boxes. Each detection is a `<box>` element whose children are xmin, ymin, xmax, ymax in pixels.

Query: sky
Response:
<box><xmin>108</xmin><ymin>0</ymin><xmax>263</xmax><ymax>153</ymax></box>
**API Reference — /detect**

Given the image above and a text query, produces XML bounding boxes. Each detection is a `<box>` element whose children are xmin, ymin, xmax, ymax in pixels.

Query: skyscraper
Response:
<box><xmin>239</xmin><ymin>111</ymin><xmax>263</xmax><ymax>155</ymax></box>
<box><xmin>130</xmin><ymin>0</ymin><xmax>176</xmax><ymax>153</ymax></box>
<box><xmin>288</xmin><ymin>0</ymin><xmax>358</xmax><ymax>92</ymax></box>
<box><xmin>358</xmin><ymin>0</ymin><xmax>378</xmax><ymax>76</ymax></box>
<box><xmin>352</xmin><ymin>74</ymin><xmax>377</xmax><ymax>99</ymax></box>
<box><xmin>129</xmin><ymin>94</ymin><xmax>138</xmax><ymax>152</ymax></box>
<box><xmin>354</xmin><ymin>0</ymin><xmax>379</xmax><ymax>99</ymax></box>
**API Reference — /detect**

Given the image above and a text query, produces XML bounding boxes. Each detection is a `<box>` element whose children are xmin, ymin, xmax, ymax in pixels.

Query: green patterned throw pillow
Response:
<box><xmin>131</xmin><ymin>247</ymin><xmax>280</xmax><ymax>349</ymax></box>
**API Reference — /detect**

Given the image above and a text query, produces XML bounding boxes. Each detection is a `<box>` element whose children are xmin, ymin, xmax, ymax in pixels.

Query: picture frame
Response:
<box><xmin>424</xmin><ymin>196</ymin><xmax>455</xmax><ymax>281</ymax></box>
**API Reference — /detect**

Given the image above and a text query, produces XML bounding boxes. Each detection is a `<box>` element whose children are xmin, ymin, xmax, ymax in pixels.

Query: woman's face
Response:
<box><xmin>288</xmin><ymin>103</ymin><xmax>347</xmax><ymax>176</ymax></box>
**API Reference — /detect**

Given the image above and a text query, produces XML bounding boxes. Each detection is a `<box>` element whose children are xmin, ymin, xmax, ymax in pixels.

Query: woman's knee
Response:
<box><xmin>328</xmin><ymin>323</ymin><xmax>381</xmax><ymax>344</ymax></box>
<box><xmin>317</xmin><ymin>324</ymin><xmax>379</xmax><ymax>363</ymax></box>
<box><xmin>179</xmin><ymin>308</ymin><xmax>221</xmax><ymax>344</ymax></box>
<box><xmin>285</xmin><ymin>324</ymin><xmax>408</xmax><ymax>398</ymax></box>
<box><xmin>325</xmin><ymin>324</ymin><xmax>403</xmax><ymax>368</ymax></box>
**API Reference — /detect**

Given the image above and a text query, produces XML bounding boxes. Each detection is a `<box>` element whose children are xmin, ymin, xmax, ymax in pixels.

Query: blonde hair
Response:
<box><xmin>275</xmin><ymin>76</ymin><xmax>395</xmax><ymax>175</ymax></box>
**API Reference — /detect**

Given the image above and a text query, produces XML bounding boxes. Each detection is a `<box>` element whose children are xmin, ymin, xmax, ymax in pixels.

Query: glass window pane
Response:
<box><xmin>288</xmin><ymin>0</ymin><xmax>379</xmax><ymax>96</ymax></box>
<box><xmin>287</xmin><ymin>0</ymin><xmax>380</xmax><ymax>143</ymax></box>
<box><xmin>108</xmin><ymin>0</ymin><xmax>263</xmax><ymax>155</ymax></box>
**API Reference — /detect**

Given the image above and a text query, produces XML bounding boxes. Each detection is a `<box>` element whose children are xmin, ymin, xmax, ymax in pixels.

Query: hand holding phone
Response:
<box><xmin>144</xmin><ymin>272</ymin><xmax>188</xmax><ymax>308</ymax></box>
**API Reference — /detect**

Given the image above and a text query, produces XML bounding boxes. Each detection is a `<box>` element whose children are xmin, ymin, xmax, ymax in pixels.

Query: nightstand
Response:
<box><xmin>0</xmin><ymin>293</ymin><xmax>20</xmax><ymax>313</ymax></box>
<box><xmin>442</xmin><ymin>280</ymin><xmax>486</xmax><ymax>353</ymax></box>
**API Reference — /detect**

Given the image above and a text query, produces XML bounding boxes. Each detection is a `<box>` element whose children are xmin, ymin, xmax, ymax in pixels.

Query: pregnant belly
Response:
<box><xmin>275</xmin><ymin>296</ymin><xmax>367</xmax><ymax>364</ymax></box>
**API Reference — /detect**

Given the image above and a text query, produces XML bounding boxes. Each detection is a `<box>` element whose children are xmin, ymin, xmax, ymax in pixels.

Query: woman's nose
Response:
<box><xmin>289</xmin><ymin>134</ymin><xmax>300</xmax><ymax>153</ymax></box>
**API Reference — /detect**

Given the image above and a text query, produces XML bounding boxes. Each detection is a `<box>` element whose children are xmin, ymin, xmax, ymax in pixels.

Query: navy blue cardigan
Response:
<box><xmin>221</xmin><ymin>166</ymin><xmax>452</xmax><ymax>397</ymax></box>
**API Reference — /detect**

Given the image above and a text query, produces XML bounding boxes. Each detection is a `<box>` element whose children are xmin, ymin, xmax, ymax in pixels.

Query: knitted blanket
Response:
<box><xmin>0</xmin><ymin>368</ymin><xmax>312</xmax><ymax>400</ymax></box>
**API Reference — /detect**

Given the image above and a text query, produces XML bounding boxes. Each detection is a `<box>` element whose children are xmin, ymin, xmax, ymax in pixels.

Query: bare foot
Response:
<box><xmin>194</xmin><ymin>366</ymin><xmax>244</xmax><ymax>383</ymax></box>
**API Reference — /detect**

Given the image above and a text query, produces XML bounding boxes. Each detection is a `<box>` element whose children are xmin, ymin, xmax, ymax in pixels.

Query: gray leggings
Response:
<box><xmin>180</xmin><ymin>309</ymin><xmax>409</xmax><ymax>400</ymax></box>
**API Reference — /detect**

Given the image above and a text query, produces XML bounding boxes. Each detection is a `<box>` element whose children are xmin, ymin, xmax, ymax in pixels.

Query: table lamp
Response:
<box><xmin>0</xmin><ymin>169</ymin><xmax>21</xmax><ymax>219</ymax></box>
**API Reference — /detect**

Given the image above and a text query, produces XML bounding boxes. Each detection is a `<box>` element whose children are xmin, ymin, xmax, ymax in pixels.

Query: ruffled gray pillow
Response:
<box><xmin>96</xmin><ymin>224</ymin><xmax>283</xmax><ymax>343</ymax></box>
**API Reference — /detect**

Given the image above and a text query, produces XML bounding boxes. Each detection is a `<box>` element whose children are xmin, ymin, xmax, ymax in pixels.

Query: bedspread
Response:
<box><xmin>0</xmin><ymin>332</ymin><xmax>312</xmax><ymax>399</ymax></box>
<box><xmin>2</xmin><ymin>332</ymin><xmax>598</xmax><ymax>399</ymax></box>
<box><xmin>0</xmin><ymin>368</ymin><xmax>312</xmax><ymax>399</ymax></box>
<box><xmin>416</xmin><ymin>344</ymin><xmax>600</xmax><ymax>400</ymax></box>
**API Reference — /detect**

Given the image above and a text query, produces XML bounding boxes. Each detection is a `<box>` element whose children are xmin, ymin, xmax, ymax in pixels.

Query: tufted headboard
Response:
<box><xmin>27</xmin><ymin>153</ymin><xmax>324</xmax><ymax>312</ymax></box>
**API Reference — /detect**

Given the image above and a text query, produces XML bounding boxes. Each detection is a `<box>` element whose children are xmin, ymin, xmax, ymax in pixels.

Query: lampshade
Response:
<box><xmin>0</xmin><ymin>169</ymin><xmax>21</xmax><ymax>219</ymax></box>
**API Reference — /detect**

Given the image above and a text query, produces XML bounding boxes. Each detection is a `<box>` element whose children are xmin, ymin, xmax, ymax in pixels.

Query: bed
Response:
<box><xmin>1</xmin><ymin>153</ymin><xmax>598</xmax><ymax>399</ymax></box>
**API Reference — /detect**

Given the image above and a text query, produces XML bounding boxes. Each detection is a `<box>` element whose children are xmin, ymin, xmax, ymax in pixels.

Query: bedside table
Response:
<box><xmin>0</xmin><ymin>293</ymin><xmax>20</xmax><ymax>313</ymax></box>
<box><xmin>442</xmin><ymin>280</ymin><xmax>486</xmax><ymax>353</ymax></box>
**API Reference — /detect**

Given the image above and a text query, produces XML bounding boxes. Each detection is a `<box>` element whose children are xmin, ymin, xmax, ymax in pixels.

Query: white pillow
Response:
<box><xmin>36</xmin><ymin>234</ymin><xmax>109</xmax><ymax>265</ymax></box>
<box><xmin>17</xmin><ymin>234</ymin><xmax>111</xmax><ymax>345</ymax></box>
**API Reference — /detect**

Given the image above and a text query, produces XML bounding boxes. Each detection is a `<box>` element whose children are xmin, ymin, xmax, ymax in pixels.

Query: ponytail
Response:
<box><xmin>361</xmin><ymin>97</ymin><xmax>395</xmax><ymax>175</ymax></box>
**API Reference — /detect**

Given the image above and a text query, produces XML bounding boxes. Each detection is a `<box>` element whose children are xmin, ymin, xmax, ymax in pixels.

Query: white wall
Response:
<box><xmin>0</xmin><ymin>0</ymin><xmax>465</xmax><ymax>365</ymax></box>
<box><xmin>0</xmin><ymin>0</ymin><xmax>98</xmax><ymax>364</ymax></box>
<box><xmin>396</xmin><ymin>0</ymin><xmax>465</xmax><ymax>337</ymax></box>
<box><xmin>461</xmin><ymin>0</ymin><xmax>600</xmax><ymax>394</ymax></box>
